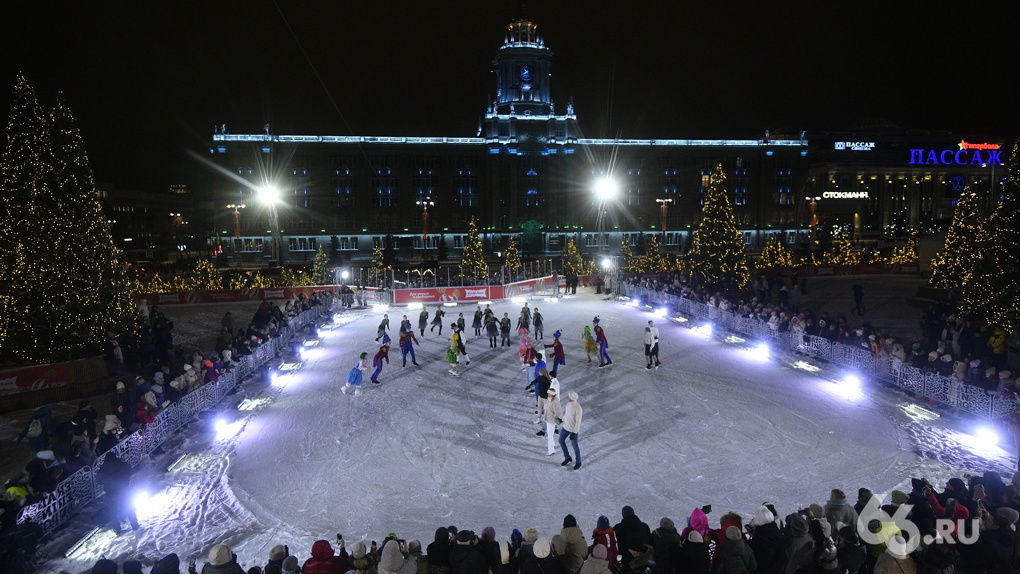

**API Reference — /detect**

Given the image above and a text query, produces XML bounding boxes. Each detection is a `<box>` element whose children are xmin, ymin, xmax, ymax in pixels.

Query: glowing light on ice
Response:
<box><xmin>373</xmin><ymin>303</ymin><xmax>390</xmax><ymax>311</ymax></box>
<box><xmin>238</xmin><ymin>397</ymin><xmax>273</xmax><ymax>411</ymax></box>
<box><xmin>958</xmin><ymin>428</ymin><xmax>1007</xmax><ymax>458</ymax></box>
<box><xmin>973</xmin><ymin>425</ymin><xmax>1000</xmax><ymax>444</ymax></box>
<box><xmin>792</xmin><ymin>360</ymin><xmax>821</xmax><ymax>372</ymax></box>
<box><xmin>442</xmin><ymin>302</ymin><xmax>459</xmax><ymax>307</ymax></box>
<box><xmin>215</xmin><ymin>417</ymin><xmax>243</xmax><ymax>440</ymax></box>
<box><xmin>692</xmin><ymin>324</ymin><xmax>713</xmax><ymax>337</ymax></box>
<box><xmin>724</xmin><ymin>335</ymin><xmax>746</xmax><ymax>344</ymax></box>
<box><xmin>829</xmin><ymin>374</ymin><xmax>862</xmax><ymax>400</ymax></box>
<box><xmin>653</xmin><ymin>307</ymin><xmax>668</xmax><ymax>317</ymax></box>
<box><xmin>511</xmin><ymin>297</ymin><xmax>526</xmax><ymax>304</ymax></box>
<box><xmin>670</xmin><ymin>316</ymin><xmax>688</xmax><ymax>323</ymax></box>
<box><xmin>407</xmin><ymin>302</ymin><xmax>424</xmax><ymax>310</ymax></box>
<box><xmin>900</xmin><ymin>403</ymin><xmax>940</xmax><ymax>421</ymax></box>
<box><xmin>627</xmin><ymin>299</ymin><xmax>640</xmax><ymax>307</ymax></box>
<box><xmin>746</xmin><ymin>342</ymin><xmax>770</xmax><ymax>362</ymax></box>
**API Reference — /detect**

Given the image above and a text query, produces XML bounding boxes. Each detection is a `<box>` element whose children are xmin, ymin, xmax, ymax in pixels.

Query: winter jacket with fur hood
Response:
<box><xmin>379</xmin><ymin>540</ymin><xmax>417</xmax><ymax>574</ymax></box>
<box><xmin>553</xmin><ymin>526</ymin><xmax>587</xmax><ymax>574</ymax></box>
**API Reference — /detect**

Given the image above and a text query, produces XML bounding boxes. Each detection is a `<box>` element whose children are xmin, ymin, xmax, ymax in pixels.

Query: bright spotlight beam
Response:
<box><xmin>594</xmin><ymin>177</ymin><xmax>618</xmax><ymax>200</ymax></box>
<box><xmin>257</xmin><ymin>185</ymin><xmax>281</xmax><ymax>204</ymax></box>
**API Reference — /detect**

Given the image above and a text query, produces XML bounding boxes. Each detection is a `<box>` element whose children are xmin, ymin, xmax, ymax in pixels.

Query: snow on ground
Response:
<box><xmin>47</xmin><ymin>292</ymin><xmax>1016</xmax><ymax>573</ymax></box>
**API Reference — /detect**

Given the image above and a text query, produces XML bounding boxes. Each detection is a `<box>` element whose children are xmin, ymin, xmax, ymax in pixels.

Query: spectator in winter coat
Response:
<box><xmin>202</xmin><ymin>543</ymin><xmax>246</xmax><ymax>574</ymax></box>
<box><xmin>478</xmin><ymin>526</ymin><xmax>502</xmax><ymax>573</ymax></box>
<box><xmin>780</xmin><ymin>513</ymin><xmax>813</xmax><ymax>574</ymax></box>
<box><xmin>450</xmin><ymin>531</ymin><xmax>488</xmax><ymax>574</ymax></box>
<box><xmin>712</xmin><ymin>527</ymin><xmax>756</xmax><ymax>574</ymax></box>
<box><xmin>745</xmin><ymin>507</ymin><xmax>782</xmax><ymax>574</ymax></box>
<box><xmin>622</xmin><ymin>543</ymin><xmax>655</xmax><ymax>574</ymax></box>
<box><xmin>379</xmin><ymin>539</ymin><xmax>417</xmax><ymax>574</ymax></box>
<box><xmin>553</xmin><ymin>514</ymin><xmax>588</xmax><ymax>574</ymax></box>
<box><xmin>150</xmin><ymin>553</ymin><xmax>182</xmax><ymax>574</ymax></box>
<box><xmin>580</xmin><ymin>544</ymin><xmax>612</xmax><ymax>574</ymax></box>
<box><xmin>592</xmin><ymin>516</ymin><xmax>619</xmax><ymax>573</ymax></box>
<box><xmin>350</xmin><ymin>541</ymin><xmax>379</xmax><ymax>574</ymax></box>
<box><xmin>714</xmin><ymin>512</ymin><xmax>746</xmax><ymax>555</ymax></box>
<box><xmin>266</xmin><ymin>544</ymin><xmax>290</xmax><ymax>572</ymax></box>
<box><xmin>519</xmin><ymin>528</ymin><xmax>539</xmax><ymax>563</ymax></box>
<box><xmin>873</xmin><ymin>535</ymin><xmax>916</xmax><ymax>574</ymax></box>
<box><xmin>679</xmin><ymin>508</ymin><xmax>710</xmax><ymax>542</ymax></box>
<box><xmin>523</xmin><ymin>538</ymin><xmax>563</xmax><ymax>574</ymax></box>
<box><xmin>651</xmin><ymin>517</ymin><xmax>681</xmax><ymax>574</ymax></box>
<box><xmin>409</xmin><ymin>541</ymin><xmax>430</xmax><ymax>574</ymax></box>
<box><xmin>427</xmin><ymin>527</ymin><xmax>453</xmax><ymax>574</ymax></box>
<box><xmin>823</xmin><ymin>489</ymin><xmax>859</xmax><ymax>537</ymax></box>
<box><xmin>303</xmin><ymin>539</ymin><xmax>349</xmax><ymax>574</ymax></box>
<box><xmin>835</xmin><ymin>527</ymin><xmax>865</xmax><ymax>574</ymax></box>
<box><xmin>677</xmin><ymin>532</ymin><xmax>710</xmax><ymax>574</ymax></box>
<box><xmin>615</xmin><ymin>506</ymin><xmax>652</xmax><ymax>572</ymax></box>
<box><xmin>492</xmin><ymin>540</ymin><xmax>518</xmax><ymax>574</ymax></box>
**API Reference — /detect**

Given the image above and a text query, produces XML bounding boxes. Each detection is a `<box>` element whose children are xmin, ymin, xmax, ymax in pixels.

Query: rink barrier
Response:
<box><xmin>621</xmin><ymin>284</ymin><xmax>1015</xmax><ymax>421</ymax></box>
<box><xmin>16</xmin><ymin>301</ymin><xmax>334</xmax><ymax>535</ymax></box>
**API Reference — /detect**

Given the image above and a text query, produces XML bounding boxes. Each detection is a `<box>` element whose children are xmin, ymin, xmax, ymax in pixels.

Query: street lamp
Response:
<box><xmin>655</xmin><ymin>198</ymin><xmax>673</xmax><ymax>231</ymax></box>
<box><xmin>593</xmin><ymin>176</ymin><xmax>618</xmax><ymax>252</ymax></box>
<box><xmin>600</xmin><ymin>256</ymin><xmax>615</xmax><ymax>295</ymax></box>
<box><xmin>257</xmin><ymin>185</ymin><xmax>281</xmax><ymax>267</ymax></box>
<box><xmin>226</xmin><ymin>204</ymin><xmax>246</xmax><ymax>239</ymax></box>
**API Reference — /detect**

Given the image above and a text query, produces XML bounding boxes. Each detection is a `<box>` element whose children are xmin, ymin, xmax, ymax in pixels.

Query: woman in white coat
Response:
<box><xmin>543</xmin><ymin>387</ymin><xmax>563</xmax><ymax>456</ymax></box>
<box><xmin>557</xmin><ymin>391</ymin><xmax>583</xmax><ymax>470</ymax></box>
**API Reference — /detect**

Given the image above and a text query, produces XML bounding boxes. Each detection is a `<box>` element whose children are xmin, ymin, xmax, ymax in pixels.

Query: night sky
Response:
<box><xmin>1</xmin><ymin>1</ymin><xmax>1014</xmax><ymax>193</ymax></box>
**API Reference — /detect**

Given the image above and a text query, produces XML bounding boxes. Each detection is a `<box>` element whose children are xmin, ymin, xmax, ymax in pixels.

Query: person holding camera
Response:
<box><xmin>302</xmin><ymin>539</ymin><xmax>349</xmax><ymax>574</ymax></box>
<box><xmin>450</xmin><ymin>530</ymin><xmax>487</xmax><ymax>574</ymax></box>
<box><xmin>380</xmin><ymin>536</ymin><xmax>417</xmax><ymax>574</ymax></box>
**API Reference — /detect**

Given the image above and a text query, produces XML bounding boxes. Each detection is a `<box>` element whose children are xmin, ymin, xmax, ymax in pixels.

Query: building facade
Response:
<box><xmin>205</xmin><ymin>15</ymin><xmax>1007</xmax><ymax>269</ymax></box>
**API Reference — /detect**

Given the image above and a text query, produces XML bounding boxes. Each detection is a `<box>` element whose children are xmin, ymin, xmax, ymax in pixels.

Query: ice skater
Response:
<box><xmin>457</xmin><ymin>313</ymin><xmax>466</xmax><ymax>334</ymax></box>
<box><xmin>542</xmin><ymin>386</ymin><xmax>563</xmax><ymax>456</ymax></box>
<box><xmin>445</xmin><ymin>339</ymin><xmax>460</xmax><ymax>376</ymax></box>
<box><xmin>430</xmin><ymin>305</ymin><xmax>445</xmax><ymax>335</ymax></box>
<box><xmin>500</xmin><ymin>313</ymin><xmax>512</xmax><ymax>347</ymax></box>
<box><xmin>399</xmin><ymin>325</ymin><xmax>420</xmax><ymax>367</ymax></box>
<box><xmin>519</xmin><ymin>328</ymin><xmax>537</xmax><ymax>384</ymax></box>
<box><xmin>544</xmin><ymin>331</ymin><xmax>566</xmax><ymax>373</ymax></box>
<box><xmin>485</xmin><ymin>312</ymin><xmax>499</xmax><ymax>348</ymax></box>
<box><xmin>647</xmin><ymin>320</ymin><xmax>661</xmax><ymax>368</ymax></box>
<box><xmin>593</xmin><ymin>317</ymin><xmax>612</xmax><ymax>367</ymax></box>
<box><xmin>557</xmin><ymin>391</ymin><xmax>583</xmax><ymax>469</ymax></box>
<box><xmin>343</xmin><ymin>352</ymin><xmax>371</xmax><ymax>395</ymax></box>
<box><xmin>472</xmin><ymin>306</ymin><xmax>483</xmax><ymax>337</ymax></box>
<box><xmin>582</xmin><ymin>325</ymin><xmax>598</xmax><ymax>364</ymax></box>
<box><xmin>418</xmin><ymin>308</ymin><xmax>429</xmax><ymax>337</ymax></box>
<box><xmin>517</xmin><ymin>309</ymin><xmax>531</xmax><ymax>333</ymax></box>
<box><xmin>852</xmin><ymin>284</ymin><xmax>865</xmax><ymax>316</ymax></box>
<box><xmin>533</xmin><ymin>307</ymin><xmax>544</xmax><ymax>340</ymax></box>
<box><xmin>375</xmin><ymin>314</ymin><xmax>390</xmax><ymax>342</ymax></box>
<box><xmin>527</xmin><ymin>352</ymin><xmax>547</xmax><ymax>409</ymax></box>
<box><xmin>370</xmin><ymin>337</ymin><xmax>390</xmax><ymax>384</ymax></box>
<box><xmin>452</xmin><ymin>324</ymin><xmax>471</xmax><ymax>366</ymax></box>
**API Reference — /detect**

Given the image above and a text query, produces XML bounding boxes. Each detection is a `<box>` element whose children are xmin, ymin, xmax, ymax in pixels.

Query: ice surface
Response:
<box><xmin>47</xmin><ymin>293</ymin><xmax>1017</xmax><ymax>572</ymax></box>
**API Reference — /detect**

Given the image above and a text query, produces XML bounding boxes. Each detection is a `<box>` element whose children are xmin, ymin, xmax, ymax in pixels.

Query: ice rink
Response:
<box><xmin>52</xmin><ymin>292</ymin><xmax>1017</xmax><ymax>572</ymax></box>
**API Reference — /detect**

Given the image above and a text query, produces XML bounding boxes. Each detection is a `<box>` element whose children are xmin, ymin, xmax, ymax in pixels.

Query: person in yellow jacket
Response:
<box><xmin>989</xmin><ymin>327</ymin><xmax>1007</xmax><ymax>369</ymax></box>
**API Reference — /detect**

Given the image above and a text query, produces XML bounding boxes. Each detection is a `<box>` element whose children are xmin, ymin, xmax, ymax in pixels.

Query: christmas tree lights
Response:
<box><xmin>756</xmin><ymin>236</ymin><xmax>794</xmax><ymax>270</ymax></box>
<box><xmin>930</xmin><ymin>188</ymin><xmax>983</xmax><ymax>289</ymax></box>
<box><xmin>562</xmin><ymin>238</ymin><xmax>585</xmax><ymax>275</ymax></box>
<box><xmin>503</xmin><ymin>235</ymin><xmax>521</xmax><ymax>275</ymax></box>
<box><xmin>461</xmin><ymin>217</ymin><xmax>486</xmax><ymax>282</ymax></box>
<box><xmin>311</xmin><ymin>244</ymin><xmax>330</xmax><ymax>285</ymax></box>
<box><xmin>688</xmin><ymin>163</ymin><xmax>749</xmax><ymax>288</ymax></box>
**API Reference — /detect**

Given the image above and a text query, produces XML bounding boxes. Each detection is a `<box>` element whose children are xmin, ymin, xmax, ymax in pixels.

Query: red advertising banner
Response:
<box><xmin>391</xmin><ymin>286</ymin><xmax>506</xmax><ymax>305</ymax></box>
<box><xmin>0</xmin><ymin>363</ymin><xmax>72</xmax><ymax>397</ymax></box>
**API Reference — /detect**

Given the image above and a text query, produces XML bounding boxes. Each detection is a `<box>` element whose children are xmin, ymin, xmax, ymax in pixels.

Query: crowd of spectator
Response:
<box><xmin>1</xmin><ymin>293</ymin><xmax>331</xmax><ymax>569</ymax></box>
<box><xmin>66</xmin><ymin>469</ymin><xmax>1020</xmax><ymax>574</ymax></box>
<box><xmin>620</xmin><ymin>271</ymin><xmax>1020</xmax><ymax>400</ymax></box>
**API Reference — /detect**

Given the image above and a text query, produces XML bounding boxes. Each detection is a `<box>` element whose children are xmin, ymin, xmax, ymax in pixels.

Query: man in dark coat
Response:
<box><xmin>651</xmin><ymin>517</ymin><xmax>681</xmax><ymax>574</ymax></box>
<box><xmin>449</xmin><ymin>530</ymin><xmax>488</xmax><ymax>574</ymax></box>
<box><xmin>96</xmin><ymin>455</ymin><xmax>139</xmax><ymax>534</ymax></box>
<box><xmin>615</xmin><ymin>506</ymin><xmax>652</xmax><ymax>571</ymax></box>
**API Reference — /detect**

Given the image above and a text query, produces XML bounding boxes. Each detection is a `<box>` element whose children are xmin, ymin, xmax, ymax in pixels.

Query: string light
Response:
<box><xmin>688</xmin><ymin>163</ymin><xmax>750</xmax><ymax>288</ymax></box>
<box><xmin>460</xmin><ymin>217</ymin><xmax>486</xmax><ymax>281</ymax></box>
<box><xmin>930</xmin><ymin>188</ymin><xmax>982</xmax><ymax>288</ymax></box>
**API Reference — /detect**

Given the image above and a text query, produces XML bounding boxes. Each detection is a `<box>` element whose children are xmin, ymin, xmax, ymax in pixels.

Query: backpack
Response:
<box><xmin>26</xmin><ymin>418</ymin><xmax>43</xmax><ymax>439</ymax></box>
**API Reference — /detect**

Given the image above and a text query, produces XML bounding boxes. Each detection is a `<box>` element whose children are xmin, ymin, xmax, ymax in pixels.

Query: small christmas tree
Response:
<box><xmin>688</xmin><ymin>163</ymin><xmax>749</xmax><ymax>288</ymax></box>
<box><xmin>756</xmin><ymin>236</ymin><xmax>794</xmax><ymax>270</ymax></box>
<box><xmin>646</xmin><ymin>234</ymin><xmax>666</xmax><ymax>272</ymax></box>
<box><xmin>889</xmin><ymin>232</ymin><xmax>919</xmax><ymax>264</ymax></box>
<box><xmin>620</xmin><ymin>236</ymin><xmax>635</xmax><ymax>273</ymax></box>
<box><xmin>311</xmin><ymin>244</ymin><xmax>331</xmax><ymax>285</ymax></box>
<box><xmin>930</xmin><ymin>188</ymin><xmax>983</xmax><ymax>288</ymax></box>
<box><xmin>370</xmin><ymin>245</ymin><xmax>386</xmax><ymax>287</ymax></box>
<box><xmin>461</xmin><ymin>217</ymin><xmax>487</xmax><ymax>282</ymax></box>
<box><xmin>813</xmin><ymin>225</ymin><xmax>860</xmax><ymax>266</ymax></box>
<box><xmin>190</xmin><ymin>259</ymin><xmax>222</xmax><ymax>290</ymax></box>
<box><xmin>562</xmin><ymin>238</ymin><xmax>585</xmax><ymax>275</ymax></box>
<box><xmin>504</xmin><ymin>235</ymin><xmax>521</xmax><ymax>278</ymax></box>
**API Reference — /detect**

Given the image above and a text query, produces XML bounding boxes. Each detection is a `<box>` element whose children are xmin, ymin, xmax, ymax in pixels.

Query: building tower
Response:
<box><xmin>484</xmin><ymin>10</ymin><xmax>577</xmax><ymax>154</ymax></box>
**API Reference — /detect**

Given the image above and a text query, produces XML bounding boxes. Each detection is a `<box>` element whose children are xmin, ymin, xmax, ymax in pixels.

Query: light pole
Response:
<box><xmin>258</xmin><ymin>185</ymin><xmax>282</xmax><ymax>267</ymax></box>
<box><xmin>600</xmin><ymin>256</ymin><xmax>615</xmax><ymax>296</ymax></box>
<box><xmin>655</xmin><ymin>198</ymin><xmax>673</xmax><ymax>231</ymax></box>
<box><xmin>416</xmin><ymin>196</ymin><xmax>434</xmax><ymax>259</ymax></box>
<box><xmin>593</xmin><ymin>177</ymin><xmax>618</xmax><ymax>253</ymax></box>
<box><xmin>226</xmin><ymin>204</ymin><xmax>246</xmax><ymax>240</ymax></box>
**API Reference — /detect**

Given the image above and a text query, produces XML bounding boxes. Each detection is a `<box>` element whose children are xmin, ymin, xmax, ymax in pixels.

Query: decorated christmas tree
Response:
<box><xmin>1</xmin><ymin>76</ymin><xmax>135</xmax><ymax>362</ymax></box>
<box><xmin>461</xmin><ymin>217</ymin><xmax>487</xmax><ymax>282</ymax></box>
<box><xmin>756</xmin><ymin>236</ymin><xmax>794</xmax><ymax>270</ymax></box>
<box><xmin>620</xmin><ymin>236</ymin><xmax>638</xmax><ymax>273</ymax></box>
<box><xmin>962</xmin><ymin>141</ymin><xmax>1020</xmax><ymax>330</ymax></box>
<box><xmin>562</xmin><ymin>238</ymin><xmax>585</xmax><ymax>275</ymax></box>
<box><xmin>813</xmin><ymin>225</ymin><xmax>860</xmax><ymax>265</ymax></box>
<box><xmin>311</xmin><ymin>244</ymin><xmax>331</xmax><ymax>285</ymax></box>
<box><xmin>503</xmin><ymin>235</ymin><xmax>521</xmax><ymax>278</ymax></box>
<box><xmin>370</xmin><ymin>245</ymin><xmax>386</xmax><ymax>286</ymax></box>
<box><xmin>190</xmin><ymin>259</ymin><xmax>222</xmax><ymax>290</ymax></box>
<box><xmin>930</xmin><ymin>188</ymin><xmax>983</xmax><ymax>288</ymax></box>
<box><xmin>688</xmin><ymin>163</ymin><xmax>749</xmax><ymax>287</ymax></box>
<box><xmin>645</xmin><ymin>234</ymin><xmax>666</xmax><ymax>272</ymax></box>
<box><xmin>889</xmin><ymin>231</ymin><xmax>919</xmax><ymax>264</ymax></box>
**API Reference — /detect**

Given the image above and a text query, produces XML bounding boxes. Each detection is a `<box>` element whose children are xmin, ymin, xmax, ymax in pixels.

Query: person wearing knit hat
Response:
<box><xmin>997</xmin><ymin>507</ymin><xmax>1020</xmax><ymax>530</ymax></box>
<box><xmin>348</xmin><ymin>542</ymin><xmax>376</xmax><ymax>574</ymax></box>
<box><xmin>369</xmin><ymin>339</ymin><xmax>391</xmax><ymax>385</ymax></box>
<box><xmin>554</xmin><ymin>514</ymin><xmax>587</xmax><ymax>574</ymax></box>
<box><xmin>533</xmin><ymin>538</ymin><xmax>552</xmax><ymax>560</ymax></box>
<box><xmin>591</xmin><ymin>516</ymin><xmax>618</xmax><ymax>571</ymax></box>
<box><xmin>281</xmin><ymin>555</ymin><xmax>300</xmax><ymax>574</ymax></box>
<box><xmin>890</xmin><ymin>490</ymin><xmax>910</xmax><ymax>505</ymax></box>
<box><xmin>544</xmin><ymin>330</ymin><xmax>566</xmax><ymax>373</ymax></box>
<box><xmin>824</xmin><ymin>489</ymin><xmax>858</xmax><ymax>537</ymax></box>
<box><xmin>266</xmin><ymin>544</ymin><xmax>289</xmax><ymax>571</ymax></box>
<box><xmin>593</xmin><ymin>317</ymin><xmax>612</xmax><ymax>367</ymax></box>
<box><xmin>651</xmin><ymin>517</ymin><xmax>680</xmax><ymax>574</ymax></box>
<box><xmin>525</xmin><ymin>527</ymin><xmax>539</xmax><ymax>542</ymax></box>
<box><xmin>558</xmin><ymin>391</ymin><xmax>584</xmax><ymax>469</ymax></box>
<box><xmin>91</xmin><ymin>558</ymin><xmax>120</xmax><ymax>574</ymax></box>
<box><xmin>581</xmin><ymin>544</ymin><xmax>611</xmax><ymax>574</ymax></box>
<box><xmin>205</xmin><ymin>543</ymin><xmax>245</xmax><ymax>573</ymax></box>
